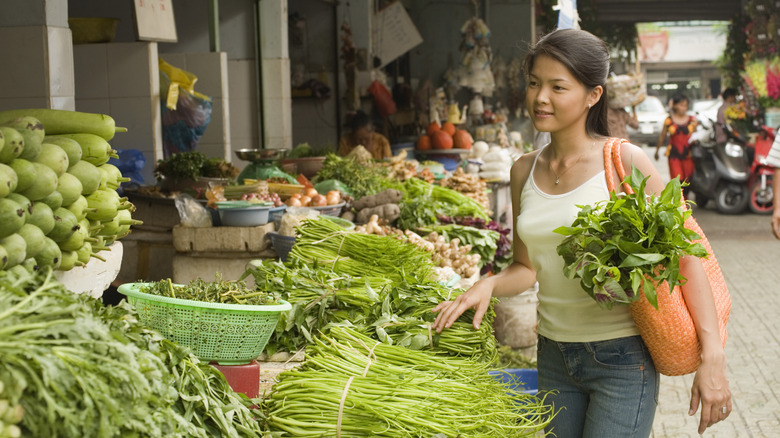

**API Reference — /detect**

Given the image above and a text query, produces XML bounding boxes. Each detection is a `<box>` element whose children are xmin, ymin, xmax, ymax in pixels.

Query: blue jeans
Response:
<box><xmin>537</xmin><ymin>335</ymin><xmax>659</xmax><ymax>438</ymax></box>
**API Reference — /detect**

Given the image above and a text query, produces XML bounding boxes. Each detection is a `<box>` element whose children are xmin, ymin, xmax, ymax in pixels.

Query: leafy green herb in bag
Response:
<box><xmin>554</xmin><ymin>167</ymin><xmax>708</xmax><ymax>310</ymax></box>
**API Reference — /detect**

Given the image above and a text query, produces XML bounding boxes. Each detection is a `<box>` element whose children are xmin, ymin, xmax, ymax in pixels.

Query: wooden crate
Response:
<box><xmin>172</xmin><ymin>223</ymin><xmax>274</xmax><ymax>253</ymax></box>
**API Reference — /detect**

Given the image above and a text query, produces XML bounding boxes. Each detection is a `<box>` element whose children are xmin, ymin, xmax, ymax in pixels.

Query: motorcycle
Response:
<box><xmin>747</xmin><ymin>125</ymin><xmax>776</xmax><ymax>214</ymax></box>
<box><xmin>689</xmin><ymin>118</ymin><xmax>751</xmax><ymax>214</ymax></box>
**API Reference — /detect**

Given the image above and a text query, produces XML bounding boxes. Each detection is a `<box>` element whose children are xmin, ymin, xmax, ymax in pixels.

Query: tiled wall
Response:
<box><xmin>0</xmin><ymin>25</ymin><xmax>75</xmax><ymax>110</ymax></box>
<box><xmin>73</xmin><ymin>42</ymin><xmax>161</xmax><ymax>185</ymax></box>
<box><xmin>227</xmin><ymin>59</ymin><xmax>260</xmax><ymax>167</ymax></box>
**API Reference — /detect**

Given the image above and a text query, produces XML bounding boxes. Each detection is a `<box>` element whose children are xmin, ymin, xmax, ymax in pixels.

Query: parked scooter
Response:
<box><xmin>747</xmin><ymin>125</ymin><xmax>776</xmax><ymax>214</ymax></box>
<box><xmin>690</xmin><ymin>118</ymin><xmax>751</xmax><ymax>214</ymax></box>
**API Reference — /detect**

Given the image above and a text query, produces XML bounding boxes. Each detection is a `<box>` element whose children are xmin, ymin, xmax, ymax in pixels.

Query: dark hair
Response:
<box><xmin>347</xmin><ymin>110</ymin><xmax>371</xmax><ymax>132</ymax></box>
<box><xmin>670</xmin><ymin>92</ymin><xmax>689</xmax><ymax>105</ymax></box>
<box><xmin>722</xmin><ymin>88</ymin><xmax>738</xmax><ymax>100</ymax></box>
<box><xmin>523</xmin><ymin>29</ymin><xmax>611</xmax><ymax>137</ymax></box>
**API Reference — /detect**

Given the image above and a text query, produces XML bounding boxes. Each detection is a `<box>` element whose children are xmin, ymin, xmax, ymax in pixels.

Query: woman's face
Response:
<box><xmin>526</xmin><ymin>54</ymin><xmax>595</xmax><ymax>133</ymax></box>
<box><xmin>354</xmin><ymin>125</ymin><xmax>373</xmax><ymax>147</ymax></box>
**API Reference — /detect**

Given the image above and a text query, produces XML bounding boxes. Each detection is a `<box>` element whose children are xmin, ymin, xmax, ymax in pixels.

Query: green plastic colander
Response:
<box><xmin>118</xmin><ymin>282</ymin><xmax>291</xmax><ymax>365</ymax></box>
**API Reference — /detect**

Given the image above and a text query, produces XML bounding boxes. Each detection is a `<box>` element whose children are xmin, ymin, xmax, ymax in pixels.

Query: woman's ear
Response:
<box><xmin>589</xmin><ymin>85</ymin><xmax>604</xmax><ymax>107</ymax></box>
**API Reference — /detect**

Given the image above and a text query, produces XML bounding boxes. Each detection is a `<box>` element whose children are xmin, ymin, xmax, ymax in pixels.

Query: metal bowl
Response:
<box><xmin>234</xmin><ymin>148</ymin><xmax>285</xmax><ymax>162</ymax></box>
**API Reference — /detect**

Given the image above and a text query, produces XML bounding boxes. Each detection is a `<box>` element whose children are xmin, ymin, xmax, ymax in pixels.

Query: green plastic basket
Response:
<box><xmin>118</xmin><ymin>282</ymin><xmax>291</xmax><ymax>365</ymax></box>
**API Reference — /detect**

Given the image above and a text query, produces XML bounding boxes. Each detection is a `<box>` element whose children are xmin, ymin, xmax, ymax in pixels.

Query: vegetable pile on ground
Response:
<box><xmin>0</xmin><ymin>109</ymin><xmax>140</xmax><ymax>272</ymax></box>
<box><xmin>439</xmin><ymin>215</ymin><xmax>514</xmax><ymax>274</ymax></box>
<box><xmin>0</xmin><ymin>268</ymin><xmax>264</xmax><ymax>437</ymax></box>
<box><xmin>243</xmin><ymin>217</ymin><xmax>498</xmax><ymax>361</ymax></box>
<box><xmin>263</xmin><ymin>325</ymin><xmax>554</xmax><ymax>437</ymax></box>
<box><xmin>154</xmin><ymin>151</ymin><xmax>239</xmax><ymax>185</ymax></box>
<box><xmin>396</xmin><ymin>177</ymin><xmax>490</xmax><ymax>230</ymax></box>
<box><xmin>313</xmin><ymin>153</ymin><xmax>389</xmax><ymax>199</ymax></box>
<box><xmin>555</xmin><ymin>169</ymin><xmax>708</xmax><ymax>309</ymax></box>
<box><xmin>438</xmin><ymin>167</ymin><xmax>491</xmax><ymax>213</ymax></box>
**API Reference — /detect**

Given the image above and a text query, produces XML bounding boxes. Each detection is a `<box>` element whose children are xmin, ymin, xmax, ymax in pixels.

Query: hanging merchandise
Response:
<box><xmin>340</xmin><ymin>9</ymin><xmax>359</xmax><ymax>112</ymax></box>
<box><xmin>491</xmin><ymin>54</ymin><xmax>507</xmax><ymax>92</ymax></box>
<box><xmin>456</xmin><ymin>16</ymin><xmax>495</xmax><ymax>96</ymax></box>
<box><xmin>158</xmin><ymin>58</ymin><xmax>213</xmax><ymax>158</ymax></box>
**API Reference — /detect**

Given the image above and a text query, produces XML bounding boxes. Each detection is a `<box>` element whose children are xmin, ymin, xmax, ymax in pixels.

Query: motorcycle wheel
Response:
<box><xmin>748</xmin><ymin>176</ymin><xmax>774</xmax><ymax>215</ymax></box>
<box><xmin>715</xmin><ymin>183</ymin><xmax>749</xmax><ymax>214</ymax></box>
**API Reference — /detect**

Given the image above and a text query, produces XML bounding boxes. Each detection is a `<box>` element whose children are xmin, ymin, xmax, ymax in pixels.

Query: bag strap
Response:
<box><xmin>603</xmin><ymin>137</ymin><xmax>633</xmax><ymax>195</ymax></box>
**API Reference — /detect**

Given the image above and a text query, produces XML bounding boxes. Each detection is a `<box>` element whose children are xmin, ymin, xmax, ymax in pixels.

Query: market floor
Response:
<box><xmin>643</xmin><ymin>146</ymin><xmax>780</xmax><ymax>437</ymax></box>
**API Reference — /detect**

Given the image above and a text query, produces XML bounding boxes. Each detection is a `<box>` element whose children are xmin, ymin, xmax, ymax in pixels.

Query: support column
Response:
<box><xmin>259</xmin><ymin>0</ymin><xmax>292</xmax><ymax>150</ymax></box>
<box><xmin>0</xmin><ymin>0</ymin><xmax>74</xmax><ymax>111</ymax></box>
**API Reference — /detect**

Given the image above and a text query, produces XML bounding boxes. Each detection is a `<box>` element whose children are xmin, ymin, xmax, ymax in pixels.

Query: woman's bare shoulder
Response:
<box><xmin>510</xmin><ymin>149</ymin><xmax>539</xmax><ymax>188</ymax></box>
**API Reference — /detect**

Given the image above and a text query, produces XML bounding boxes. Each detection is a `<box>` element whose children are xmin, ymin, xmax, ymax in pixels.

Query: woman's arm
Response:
<box><xmin>773</xmin><ymin>169</ymin><xmax>780</xmax><ymax>239</ymax></box>
<box><xmin>432</xmin><ymin>152</ymin><xmax>538</xmax><ymax>331</ymax></box>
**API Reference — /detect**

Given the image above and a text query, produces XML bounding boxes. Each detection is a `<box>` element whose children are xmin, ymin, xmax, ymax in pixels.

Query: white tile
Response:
<box><xmin>47</xmin><ymin>26</ymin><xmax>75</xmax><ymax>97</ymax></box>
<box><xmin>228</xmin><ymin>60</ymin><xmax>256</xmax><ymax>92</ymax></box>
<box><xmin>183</xmin><ymin>52</ymin><xmax>227</xmax><ymax>98</ymax></box>
<box><xmin>74</xmin><ymin>44</ymin><xmax>109</xmax><ymax>99</ymax></box>
<box><xmin>0</xmin><ymin>27</ymin><xmax>47</xmax><ymax>98</ymax></box>
<box><xmin>199</xmin><ymin>99</ymin><xmax>225</xmax><ymax>144</ymax></box>
<box><xmin>49</xmin><ymin>96</ymin><xmax>75</xmax><ymax>111</ymax></box>
<box><xmin>261</xmin><ymin>58</ymin><xmax>291</xmax><ymax>100</ymax></box>
<box><xmin>107</xmin><ymin>97</ymin><xmax>158</xmax><ymax>152</ymax></box>
<box><xmin>107</xmin><ymin>43</ymin><xmax>155</xmax><ymax>97</ymax></box>
<box><xmin>161</xmin><ymin>53</ymin><xmax>186</xmax><ymax>69</ymax></box>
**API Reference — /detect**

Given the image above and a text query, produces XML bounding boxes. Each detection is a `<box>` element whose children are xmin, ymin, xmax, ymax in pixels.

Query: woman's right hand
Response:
<box><xmin>432</xmin><ymin>280</ymin><xmax>494</xmax><ymax>332</ymax></box>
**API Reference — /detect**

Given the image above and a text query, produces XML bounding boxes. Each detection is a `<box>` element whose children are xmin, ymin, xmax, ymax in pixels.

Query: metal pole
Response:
<box><xmin>208</xmin><ymin>0</ymin><xmax>220</xmax><ymax>52</ymax></box>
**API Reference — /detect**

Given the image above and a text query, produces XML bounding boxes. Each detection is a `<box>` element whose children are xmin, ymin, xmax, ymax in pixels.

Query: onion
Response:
<box><xmin>311</xmin><ymin>194</ymin><xmax>327</xmax><ymax>207</ymax></box>
<box><xmin>300</xmin><ymin>195</ymin><xmax>312</xmax><ymax>206</ymax></box>
<box><xmin>305</xmin><ymin>187</ymin><xmax>319</xmax><ymax>197</ymax></box>
<box><xmin>286</xmin><ymin>197</ymin><xmax>302</xmax><ymax>207</ymax></box>
<box><xmin>325</xmin><ymin>190</ymin><xmax>341</xmax><ymax>205</ymax></box>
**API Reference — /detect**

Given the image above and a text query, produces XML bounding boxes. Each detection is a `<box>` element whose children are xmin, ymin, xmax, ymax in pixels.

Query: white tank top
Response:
<box><xmin>516</xmin><ymin>147</ymin><xmax>640</xmax><ymax>342</ymax></box>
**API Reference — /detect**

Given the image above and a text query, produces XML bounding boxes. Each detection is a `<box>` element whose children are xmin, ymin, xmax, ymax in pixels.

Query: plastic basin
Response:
<box><xmin>217</xmin><ymin>205</ymin><xmax>271</xmax><ymax>226</ymax></box>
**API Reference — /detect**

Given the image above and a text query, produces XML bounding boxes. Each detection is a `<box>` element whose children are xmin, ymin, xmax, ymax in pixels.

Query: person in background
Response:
<box><xmin>714</xmin><ymin>88</ymin><xmax>739</xmax><ymax>144</ymax></box>
<box><xmin>766</xmin><ymin>131</ymin><xmax>780</xmax><ymax>238</ymax></box>
<box><xmin>655</xmin><ymin>93</ymin><xmax>697</xmax><ymax>198</ymax></box>
<box><xmin>607</xmin><ymin>105</ymin><xmax>639</xmax><ymax>141</ymax></box>
<box><xmin>337</xmin><ymin>110</ymin><xmax>392</xmax><ymax>160</ymax></box>
<box><xmin>432</xmin><ymin>28</ymin><xmax>730</xmax><ymax>437</ymax></box>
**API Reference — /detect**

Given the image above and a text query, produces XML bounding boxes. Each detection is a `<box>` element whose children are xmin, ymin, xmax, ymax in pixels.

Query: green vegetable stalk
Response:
<box><xmin>263</xmin><ymin>325</ymin><xmax>556</xmax><ymax>437</ymax></box>
<box><xmin>554</xmin><ymin>167</ymin><xmax>708</xmax><ymax>310</ymax></box>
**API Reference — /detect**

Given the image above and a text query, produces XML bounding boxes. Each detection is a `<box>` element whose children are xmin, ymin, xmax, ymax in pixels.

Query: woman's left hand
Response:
<box><xmin>689</xmin><ymin>353</ymin><xmax>731</xmax><ymax>434</ymax></box>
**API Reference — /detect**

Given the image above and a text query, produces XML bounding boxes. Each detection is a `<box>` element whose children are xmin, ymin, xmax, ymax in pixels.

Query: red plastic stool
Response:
<box><xmin>210</xmin><ymin>360</ymin><xmax>260</xmax><ymax>398</ymax></box>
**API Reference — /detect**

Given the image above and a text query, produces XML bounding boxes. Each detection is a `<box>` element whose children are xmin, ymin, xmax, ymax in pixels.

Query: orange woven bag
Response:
<box><xmin>604</xmin><ymin>138</ymin><xmax>731</xmax><ymax>376</ymax></box>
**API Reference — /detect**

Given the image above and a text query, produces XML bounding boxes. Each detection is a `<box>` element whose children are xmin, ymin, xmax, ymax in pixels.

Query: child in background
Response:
<box><xmin>655</xmin><ymin>93</ymin><xmax>697</xmax><ymax>198</ymax></box>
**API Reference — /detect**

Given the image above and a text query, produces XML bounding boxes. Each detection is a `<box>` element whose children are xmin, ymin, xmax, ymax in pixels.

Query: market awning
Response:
<box><xmin>594</xmin><ymin>0</ymin><xmax>743</xmax><ymax>23</ymax></box>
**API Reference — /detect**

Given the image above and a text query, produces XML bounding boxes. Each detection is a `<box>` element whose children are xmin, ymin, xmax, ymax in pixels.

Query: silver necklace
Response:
<box><xmin>549</xmin><ymin>140</ymin><xmax>597</xmax><ymax>185</ymax></box>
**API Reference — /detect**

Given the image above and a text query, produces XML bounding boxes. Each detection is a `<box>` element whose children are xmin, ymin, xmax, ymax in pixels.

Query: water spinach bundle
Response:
<box><xmin>554</xmin><ymin>168</ymin><xmax>708</xmax><ymax>309</ymax></box>
<box><xmin>0</xmin><ymin>268</ymin><xmax>264</xmax><ymax>437</ymax></box>
<box><xmin>264</xmin><ymin>325</ymin><xmax>555</xmax><ymax>437</ymax></box>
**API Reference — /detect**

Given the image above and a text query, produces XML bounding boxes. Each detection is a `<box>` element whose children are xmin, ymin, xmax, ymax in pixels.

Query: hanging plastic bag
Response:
<box><xmin>159</xmin><ymin>58</ymin><xmax>213</xmax><ymax>158</ymax></box>
<box><xmin>367</xmin><ymin>80</ymin><xmax>397</xmax><ymax>117</ymax></box>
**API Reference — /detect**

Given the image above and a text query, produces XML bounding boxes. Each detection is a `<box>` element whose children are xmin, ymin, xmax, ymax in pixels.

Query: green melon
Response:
<box><xmin>40</xmin><ymin>190</ymin><xmax>63</xmax><ymax>210</ymax></box>
<box><xmin>34</xmin><ymin>236</ymin><xmax>61</xmax><ymax>269</ymax></box>
<box><xmin>43</xmin><ymin>136</ymin><xmax>82</xmax><ymax>167</ymax></box>
<box><xmin>48</xmin><ymin>207</ymin><xmax>80</xmax><ymax>242</ymax></box>
<box><xmin>59</xmin><ymin>250</ymin><xmax>80</xmax><ymax>271</ymax></box>
<box><xmin>0</xmin><ymin>127</ymin><xmax>24</xmax><ymax>164</ymax></box>
<box><xmin>66</xmin><ymin>195</ymin><xmax>89</xmax><ymax>221</ymax></box>
<box><xmin>2</xmin><ymin>116</ymin><xmax>44</xmax><ymax>161</ymax></box>
<box><xmin>0</xmin><ymin>198</ymin><xmax>25</xmax><ymax>239</ymax></box>
<box><xmin>18</xmin><ymin>162</ymin><xmax>58</xmax><ymax>201</ymax></box>
<box><xmin>28</xmin><ymin>202</ymin><xmax>55</xmax><ymax>235</ymax></box>
<box><xmin>57</xmin><ymin>172</ymin><xmax>83</xmax><ymax>207</ymax></box>
<box><xmin>17</xmin><ymin>223</ymin><xmax>46</xmax><ymax>257</ymax></box>
<box><xmin>68</xmin><ymin>160</ymin><xmax>101</xmax><ymax>195</ymax></box>
<box><xmin>5</xmin><ymin>193</ymin><xmax>32</xmax><ymax>221</ymax></box>
<box><xmin>34</xmin><ymin>143</ymin><xmax>69</xmax><ymax>176</ymax></box>
<box><xmin>8</xmin><ymin>158</ymin><xmax>36</xmax><ymax>193</ymax></box>
<box><xmin>0</xmin><ymin>233</ymin><xmax>27</xmax><ymax>268</ymax></box>
<box><xmin>0</xmin><ymin>162</ymin><xmax>18</xmax><ymax>197</ymax></box>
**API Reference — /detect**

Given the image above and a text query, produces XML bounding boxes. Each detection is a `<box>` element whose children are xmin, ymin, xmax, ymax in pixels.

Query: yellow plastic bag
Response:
<box><xmin>159</xmin><ymin>58</ymin><xmax>211</xmax><ymax>110</ymax></box>
<box><xmin>159</xmin><ymin>58</ymin><xmax>213</xmax><ymax>156</ymax></box>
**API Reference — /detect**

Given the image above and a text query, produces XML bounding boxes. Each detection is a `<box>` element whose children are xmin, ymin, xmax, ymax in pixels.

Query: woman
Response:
<box><xmin>337</xmin><ymin>110</ymin><xmax>392</xmax><ymax>160</ymax></box>
<box><xmin>654</xmin><ymin>93</ymin><xmax>697</xmax><ymax>198</ymax></box>
<box><xmin>432</xmin><ymin>29</ymin><xmax>731</xmax><ymax>437</ymax></box>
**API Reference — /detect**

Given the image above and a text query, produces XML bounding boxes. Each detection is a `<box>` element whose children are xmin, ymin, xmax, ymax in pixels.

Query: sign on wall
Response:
<box><xmin>133</xmin><ymin>0</ymin><xmax>178</xmax><ymax>43</ymax></box>
<box><xmin>638</xmin><ymin>24</ymin><xmax>726</xmax><ymax>63</ymax></box>
<box><xmin>373</xmin><ymin>2</ymin><xmax>423</xmax><ymax>68</ymax></box>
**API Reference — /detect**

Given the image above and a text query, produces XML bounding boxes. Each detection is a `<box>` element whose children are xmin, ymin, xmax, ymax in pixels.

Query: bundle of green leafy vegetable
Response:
<box><xmin>439</xmin><ymin>215</ymin><xmax>514</xmax><ymax>274</ymax></box>
<box><xmin>263</xmin><ymin>325</ymin><xmax>555</xmax><ymax>437</ymax></box>
<box><xmin>139</xmin><ymin>275</ymin><xmax>281</xmax><ymax>305</ymax></box>
<box><xmin>0</xmin><ymin>268</ymin><xmax>265</xmax><ymax>437</ymax></box>
<box><xmin>397</xmin><ymin>177</ymin><xmax>491</xmax><ymax>230</ymax></box>
<box><xmin>554</xmin><ymin>169</ymin><xmax>708</xmax><ymax>310</ymax></box>
<box><xmin>155</xmin><ymin>151</ymin><xmax>239</xmax><ymax>183</ymax></box>
<box><xmin>313</xmin><ymin>153</ymin><xmax>390</xmax><ymax>198</ymax></box>
<box><xmin>243</xmin><ymin>258</ymin><xmax>498</xmax><ymax>362</ymax></box>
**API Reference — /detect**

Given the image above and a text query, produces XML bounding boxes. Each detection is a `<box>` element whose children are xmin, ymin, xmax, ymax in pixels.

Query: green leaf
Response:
<box><xmin>619</xmin><ymin>253</ymin><xmax>665</xmax><ymax>267</ymax></box>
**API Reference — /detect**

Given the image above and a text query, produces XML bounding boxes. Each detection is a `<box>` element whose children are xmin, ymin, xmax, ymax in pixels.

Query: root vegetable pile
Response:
<box><xmin>425</xmin><ymin>231</ymin><xmax>481</xmax><ymax>278</ymax></box>
<box><xmin>439</xmin><ymin>167</ymin><xmax>491</xmax><ymax>213</ymax></box>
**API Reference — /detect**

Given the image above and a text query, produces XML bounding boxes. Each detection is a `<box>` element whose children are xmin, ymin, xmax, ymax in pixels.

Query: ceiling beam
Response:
<box><xmin>593</xmin><ymin>0</ymin><xmax>742</xmax><ymax>23</ymax></box>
